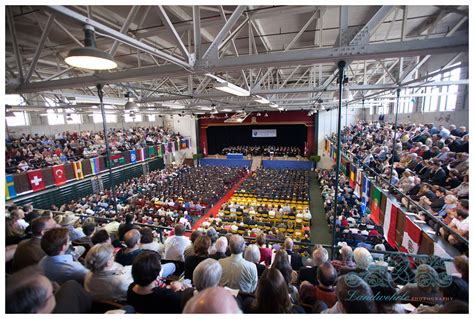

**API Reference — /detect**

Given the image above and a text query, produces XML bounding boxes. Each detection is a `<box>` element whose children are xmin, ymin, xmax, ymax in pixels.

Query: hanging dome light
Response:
<box><xmin>333</xmin><ymin>86</ymin><xmax>353</xmax><ymax>101</ymax></box>
<box><xmin>65</xmin><ymin>25</ymin><xmax>117</xmax><ymax>70</ymax></box>
<box><xmin>124</xmin><ymin>92</ymin><xmax>138</xmax><ymax>111</ymax></box>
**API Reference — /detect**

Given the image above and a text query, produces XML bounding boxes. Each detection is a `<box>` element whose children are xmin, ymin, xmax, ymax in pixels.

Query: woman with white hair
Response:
<box><xmin>244</xmin><ymin>244</ymin><xmax>266</xmax><ymax>277</ymax></box>
<box><xmin>84</xmin><ymin>243</ymin><xmax>133</xmax><ymax>301</ymax></box>
<box><xmin>210</xmin><ymin>236</ymin><xmax>228</xmax><ymax>260</ymax></box>
<box><xmin>340</xmin><ymin>247</ymin><xmax>373</xmax><ymax>276</ymax></box>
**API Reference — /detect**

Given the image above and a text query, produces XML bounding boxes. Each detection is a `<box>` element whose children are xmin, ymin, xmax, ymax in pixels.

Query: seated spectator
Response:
<box><xmin>118</xmin><ymin>214</ymin><xmax>138</xmax><ymax>242</ymax></box>
<box><xmin>368</xmin><ymin>270</ymin><xmax>405</xmax><ymax>313</ymax></box>
<box><xmin>181</xmin><ymin>258</ymin><xmax>223</xmax><ymax>307</ymax></box>
<box><xmin>244</xmin><ymin>244</ymin><xmax>266</xmax><ymax>277</ymax></box>
<box><xmin>91</xmin><ymin>229</ymin><xmax>111</xmax><ymax>245</ymax></box>
<box><xmin>283</xmin><ymin>237</ymin><xmax>303</xmax><ymax>271</ymax></box>
<box><xmin>139</xmin><ymin>227</ymin><xmax>163</xmax><ymax>255</ymax></box>
<box><xmin>339</xmin><ymin>247</ymin><xmax>373</xmax><ymax>277</ymax></box>
<box><xmin>396</xmin><ymin>264</ymin><xmax>443</xmax><ymax>306</ymax></box>
<box><xmin>12</xmin><ymin>216</ymin><xmax>57</xmax><ymax>272</ymax></box>
<box><xmin>298</xmin><ymin>246</ymin><xmax>329</xmax><ymax>285</ymax></box>
<box><xmin>219</xmin><ymin>235</ymin><xmax>258</xmax><ymax>293</ymax></box>
<box><xmin>331</xmin><ymin>244</ymin><xmax>355</xmax><ymax>273</ymax></box>
<box><xmin>84</xmin><ymin>243</ymin><xmax>133</xmax><ymax>301</ymax></box>
<box><xmin>440</xmin><ymin>207</ymin><xmax>469</xmax><ymax>246</ymax></box>
<box><xmin>183</xmin><ymin>286</ymin><xmax>242</xmax><ymax>314</ymax></box>
<box><xmin>299</xmin><ymin>261</ymin><xmax>337</xmax><ymax>308</ymax></box>
<box><xmin>6</xmin><ymin>266</ymin><xmax>56</xmax><ymax>313</ymax></box>
<box><xmin>323</xmin><ymin>274</ymin><xmax>376</xmax><ymax>313</ymax></box>
<box><xmin>210</xmin><ymin>236</ymin><xmax>228</xmax><ymax>260</ymax></box>
<box><xmin>243</xmin><ymin>268</ymin><xmax>305</xmax><ymax>313</ymax></box>
<box><xmin>58</xmin><ymin>212</ymin><xmax>84</xmax><ymax>241</ymax></box>
<box><xmin>453</xmin><ymin>255</ymin><xmax>468</xmax><ymax>283</ymax></box>
<box><xmin>184</xmin><ymin>235</ymin><xmax>211</xmax><ymax>280</ymax></box>
<box><xmin>115</xmin><ymin>229</ymin><xmax>143</xmax><ymax>266</ymax></box>
<box><xmin>271</xmin><ymin>249</ymin><xmax>299</xmax><ymax>303</ymax></box>
<box><xmin>72</xmin><ymin>221</ymin><xmax>96</xmax><ymax>253</ymax></box>
<box><xmin>164</xmin><ymin>224</ymin><xmax>191</xmax><ymax>262</ymax></box>
<box><xmin>184</xmin><ymin>230</ymin><xmax>202</xmax><ymax>258</ymax></box>
<box><xmin>127</xmin><ymin>251</ymin><xmax>184</xmax><ymax>313</ymax></box>
<box><xmin>38</xmin><ymin>227</ymin><xmax>88</xmax><ymax>285</ymax></box>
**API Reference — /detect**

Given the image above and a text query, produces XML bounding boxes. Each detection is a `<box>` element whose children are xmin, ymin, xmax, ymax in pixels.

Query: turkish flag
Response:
<box><xmin>52</xmin><ymin>165</ymin><xmax>66</xmax><ymax>186</ymax></box>
<box><xmin>27</xmin><ymin>170</ymin><xmax>46</xmax><ymax>192</ymax></box>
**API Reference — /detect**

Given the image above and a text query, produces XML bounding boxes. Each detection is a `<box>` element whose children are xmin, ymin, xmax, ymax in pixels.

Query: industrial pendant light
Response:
<box><xmin>124</xmin><ymin>92</ymin><xmax>138</xmax><ymax>112</ymax></box>
<box><xmin>65</xmin><ymin>25</ymin><xmax>117</xmax><ymax>70</ymax></box>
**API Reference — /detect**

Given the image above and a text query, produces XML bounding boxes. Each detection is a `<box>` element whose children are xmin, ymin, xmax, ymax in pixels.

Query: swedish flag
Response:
<box><xmin>6</xmin><ymin>175</ymin><xmax>17</xmax><ymax>200</ymax></box>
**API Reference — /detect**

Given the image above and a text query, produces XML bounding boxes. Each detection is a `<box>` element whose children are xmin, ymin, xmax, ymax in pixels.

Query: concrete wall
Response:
<box><xmin>317</xmin><ymin>106</ymin><xmax>362</xmax><ymax>169</ymax></box>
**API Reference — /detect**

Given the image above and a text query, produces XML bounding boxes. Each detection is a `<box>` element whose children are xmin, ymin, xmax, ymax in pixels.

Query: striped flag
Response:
<box><xmin>181</xmin><ymin>138</ymin><xmax>187</xmax><ymax>149</ymax></box>
<box><xmin>72</xmin><ymin>161</ymin><xmax>84</xmax><ymax>179</ymax></box>
<box><xmin>90</xmin><ymin>157</ymin><xmax>100</xmax><ymax>175</ymax></box>
<box><xmin>186</xmin><ymin>137</ymin><xmax>191</xmax><ymax>149</ymax></box>
<box><xmin>157</xmin><ymin>144</ymin><xmax>162</xmax><ymax>157</ymax></box>
<box><xmin>383</xmin><ymin>198</ymin><xmax>399</xmax><ymax>248</ymax></box>
<box><xmin>175</xmin><ymin>140</ymin><xmax>180</xmax><ymax>152</ymax></box>
<box><xmin>5</xmin><ymin>175</ymin><xmax>17</xmax><ymax>200</ymax></box>
<box><xmin>137</xmin><ymin>148</ymin><xmax>145</xmax><ymax>161</ymax></box>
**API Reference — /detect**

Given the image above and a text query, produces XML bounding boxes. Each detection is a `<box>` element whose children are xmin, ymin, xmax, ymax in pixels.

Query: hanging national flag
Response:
<box><xmin>149</xmin><ymin>146</ymin><xmax>156</xmax><ymax>158</ymax></box>
<box><xmin>137</xmin><ymin>148</ymin><xmax>145</xmax><ymax>161</ymax></box>
<box><xmin>325</xmin><ymin>140</ymin><xmax>329</xmax><ymax>153</ymax></box>
<box><xmin>175</xmin><ymin>140</ymin><xmax>180</xmax><ymax>152</ymax></box>
<box><xmin>110</xmin><ymin>154</ymin><xmax>125</xmax><ymax>167</ymax></box>
<box><xmin>361</xmin><ymin>174</ymin><xmax>371</xmax><ymax>215</ymax></box>
<box><xmin>172</xmin><ymin>141</ymin><xmax>176</xmax><ymax>153</ymax></box>
<box><xmin>72</xmin><ymin>161</ymin><xmax>84</xmax><ymax>180</ymax></box>
<box><xmin>181</xmin><ymin>138</ymin><xmax>187</xmax><ymax>149</ymax></box>
<box><xmin>354</xmin><ymin>169</ymin><xmax>363</xmax><ymax>198</ymax></box>
<box><xmin>5</xmin><ymin>175</ymin><xmax>17</xmax><ymax>200</ymax></box>
<box><xmin>383</xmin><ymin>198</ymin><xmax>399</xmax><ymax>247</ymax></box>
<box><xmin>349</xmin><ymin>167</ymin><xmax>355</xmax><ymax>188</ymax></box>
<box><xmin>186</xmin><ymin>137</ymin><xmax>191</xmax><ymax>149</ymax></box>
<box><xmin>401</xmin><ymin>216</ymin><xmax>422</xmax><ymax>254</ymax></box>
<box><xmin>90</xmin><ymin>157</ymin><xmax>100</xmax><ymax>174</ymax></box>
<box><xmin>27</xmin><ymin>170</ymin><xmax>46</xmax><ymax>192</ymax></box>
<box><xmin>130</xmin><ymin>150</ymin><xmax>137</xmax><ymax>163</ymax></box>
<box><xmin>370</xmin><ymin>185</ymin><xmax>381</xmax><ymax>225</ymax></box>
<box><xmin>52</xmin><ymin>164</ymin><xmax>67</xmax><ymax>186</ymax></box>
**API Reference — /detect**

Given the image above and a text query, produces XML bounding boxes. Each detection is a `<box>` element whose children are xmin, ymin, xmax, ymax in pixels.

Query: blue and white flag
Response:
<box><xmin>130</xmin><ymin>150</ymin><xmax>137</xmax><ymax>163</ymax></box>
<box><xmin>361</xmin><ymin>173</ymin><xmax>371</xmax><ymax>215</ymax></box>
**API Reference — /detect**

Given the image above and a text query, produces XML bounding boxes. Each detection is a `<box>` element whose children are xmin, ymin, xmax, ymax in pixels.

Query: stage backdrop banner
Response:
<box><xmin>252</xmin><ymin>129</ymin><xmax>277</xmax><ymax>138</ymax></box>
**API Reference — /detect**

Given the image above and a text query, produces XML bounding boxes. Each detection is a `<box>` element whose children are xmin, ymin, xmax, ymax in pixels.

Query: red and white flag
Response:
<box><xmin>52</xmin><ymin>164</ymin><xmax>66</xmax><ymax>186</ymax></box>
<box><xmin>401</xmin><ymin>216</ymin><xmax>422</xmax><ymax>254</ymax></box>
<box><xmin>27</xmin><ymin>169</ymin><xmax>45</xmax><ymax>192</ymax></box>
<box><xmin>383</xmin><ymin>198</ymin><xmax>398</xmax><ymax>247</ymax></box>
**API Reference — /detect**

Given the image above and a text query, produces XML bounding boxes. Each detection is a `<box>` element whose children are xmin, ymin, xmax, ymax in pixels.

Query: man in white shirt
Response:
<box><xmin>164</xmin><ymin>224</ymin><xmax>191</xmax><ymax>262</ymax></box>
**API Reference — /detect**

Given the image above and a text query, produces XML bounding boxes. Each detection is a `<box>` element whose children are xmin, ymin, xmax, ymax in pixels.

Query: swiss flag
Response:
<box><xmin>52</xmin><ymin>164</ymin><xmax>66</xmax><ymax>186</ymax></box>
<box><xmin>27</xmin><ymin>170</ymin><xmax>46</xmax><ymax>192</ymax></box>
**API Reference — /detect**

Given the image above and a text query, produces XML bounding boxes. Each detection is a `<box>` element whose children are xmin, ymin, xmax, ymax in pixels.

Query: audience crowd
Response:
<box><xmin>6</xmin><ymin>126</ymin><xmax>181</xmax><ymax>173</ymax></box>
<box><xmin>221</xmin><ymin>145</ymin><xmax>301</xmax><ymax>157</ymax></box>
<box><xmin>6</xmin><ymin>211</ymin><xmax>469</xmax><ymax>314</ymax></box>
<box><xmin>328</xmin><ymin>121</ymin><xmax>469</xmax><ymax>250</ymax></box>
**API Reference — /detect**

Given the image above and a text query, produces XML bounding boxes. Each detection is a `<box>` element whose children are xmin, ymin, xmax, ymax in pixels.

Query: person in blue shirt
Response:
<box><xmin>38</xmin><ymin>227</ymin><xmax>89</xmax><ymax>285</ymax></box>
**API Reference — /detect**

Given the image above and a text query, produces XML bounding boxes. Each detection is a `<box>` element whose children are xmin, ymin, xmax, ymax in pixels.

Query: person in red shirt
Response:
<box><xmin>299</xmin><ymin>261</ymin><xmax>337</xmax><ymax>308</ymax></box>
<box><xmin>256</xmin><ymin>233</ymin><xmax>272</xmax><ymax>267</ymax></box>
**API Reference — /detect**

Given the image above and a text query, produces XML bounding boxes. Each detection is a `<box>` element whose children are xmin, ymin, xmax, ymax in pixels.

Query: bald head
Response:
<box><xmin>183</xmin><ymin>287</ymin><xmax>241</xmax><ymax>314</ymax></box>
<box><xmin>124</xmin><ymin>229</ymin><xmax>141</xmax><ymax>248</ymax></box>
